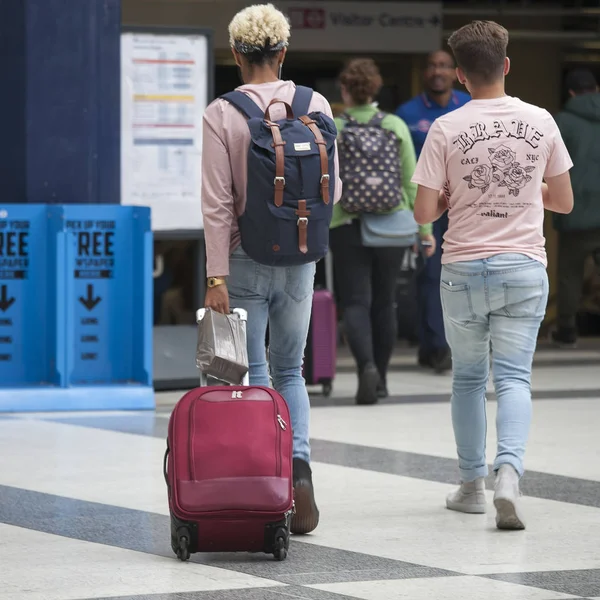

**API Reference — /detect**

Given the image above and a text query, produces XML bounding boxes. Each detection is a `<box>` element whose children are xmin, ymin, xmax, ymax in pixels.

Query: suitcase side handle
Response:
<box><xmin>163</xmin><ymin>442</ymin><xmax>170</xmax><ymax>489</ymax></box>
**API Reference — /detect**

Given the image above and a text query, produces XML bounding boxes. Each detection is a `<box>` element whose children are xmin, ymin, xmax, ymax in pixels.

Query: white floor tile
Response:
<box><xmin>311</xmin><ymin>576</ymin><xmax>580</xmax><ymax>600</ymax></box>
<box><xmin>0</xmin><ymin>419</ymin><xmax>169</xmax><ymax>514</ymax></box>
<box><xmin>299</xmin><ymin>463</ymin><xmax>600</xmax><ymax>575</ymax></box>
<box><xmin>0</xmin><ymin>524</ymin><xmax>282</xmax><ymax>600</ymax></box>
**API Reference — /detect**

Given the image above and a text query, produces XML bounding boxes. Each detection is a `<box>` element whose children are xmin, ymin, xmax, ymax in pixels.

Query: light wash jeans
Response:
<box><xmin>228</xmin><ymin>246</ymin><xmax>315</xmax><ymax>463</ymax></box>
<box><xmin>440</xmin><ymin>253</ymin><xmax>549</xmax><ymax>482</ymax></box>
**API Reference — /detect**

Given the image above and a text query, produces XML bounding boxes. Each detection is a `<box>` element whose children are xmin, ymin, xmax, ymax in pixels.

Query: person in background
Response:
<box><xmin>329</xmin><ymin>58</ymin><xmax>435</xmax><ymax>405</ymax></box>
<box><xmin>396</xmin><ymin>50</ymin><xmax>470</xmax><ymax>373</ymax></box>
<box><xmin>412</xmin><ymin>20</ymin><xmax>573</xmax><ymax>530</ymax></box>
<box><xmin>201</xmin><ymin>3</ymin><xmax>342</xmax><ymax>535</ymax></box>
<box><xmin>552</xmin><ymin>68</ymin><xmax>600</xmax><ymax>348</ymax></box>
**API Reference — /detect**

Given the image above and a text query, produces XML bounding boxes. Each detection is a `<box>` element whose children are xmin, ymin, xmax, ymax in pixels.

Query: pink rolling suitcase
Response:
<box><xmin>303</xmin><ymin>252</ymin><xmax>337</xmax><ymax>396</ymax></box>
<box><xmin>164</xmin><ymin>308</ymin><xmax>294</xmax><ymax>562</ymax></box>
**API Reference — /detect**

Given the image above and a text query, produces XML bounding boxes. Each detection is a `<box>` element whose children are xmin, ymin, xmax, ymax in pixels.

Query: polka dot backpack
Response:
<box><xmin>338</xmin><ymin>111</ymin><xmax>403</xmax><ymax>214</ymax></box>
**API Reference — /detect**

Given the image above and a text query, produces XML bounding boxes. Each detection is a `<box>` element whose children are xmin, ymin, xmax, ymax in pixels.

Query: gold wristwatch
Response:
<box><xmin>207</xmin><ymin>277</ymin><xmax>226</xmax><ymax>288</ymax></box>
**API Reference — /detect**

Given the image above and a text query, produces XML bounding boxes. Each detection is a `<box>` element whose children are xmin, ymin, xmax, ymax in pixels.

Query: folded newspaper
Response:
<box><xmin>196</xmin><ymin>308</ymin><xmax>249</xmax><ymax>385</ymax></box>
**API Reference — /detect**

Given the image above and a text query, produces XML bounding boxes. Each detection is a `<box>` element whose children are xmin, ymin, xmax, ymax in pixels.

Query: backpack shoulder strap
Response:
<box><xmin>339</xmin><ymin>112</ymin><xmax>357</xmax><ymax>125</ymax></box>
<box><xmin>220</xmin><ymin>91</ymin><xmax>264</xmax><ymax>119</ymax></box>
<box><xmin>291</xmin><ymin>85</ymin><xmax>314</xmax><ymax>118</ymax></box>
<box><xmin>367</xmin><ymin>111</ymin><xmax>387</xmax><ymax>128</ymax></box>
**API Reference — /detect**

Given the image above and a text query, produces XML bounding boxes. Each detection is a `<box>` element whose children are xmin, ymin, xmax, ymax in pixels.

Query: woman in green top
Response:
<box><xmin>330</xmin><ymin>59</ymin><xmax>435</xmax><ymax>405</ymax></box>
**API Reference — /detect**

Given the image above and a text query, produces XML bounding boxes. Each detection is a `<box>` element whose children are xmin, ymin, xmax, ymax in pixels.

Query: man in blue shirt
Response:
<box><xmin>396</xmin><ymin>50</ymin><xmax>470</xmax><ymax>372</ymax></box>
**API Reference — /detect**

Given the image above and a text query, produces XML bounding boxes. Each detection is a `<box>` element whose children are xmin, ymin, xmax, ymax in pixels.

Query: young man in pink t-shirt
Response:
<box><xmin>412</xmin><ymin>21</ymin><xmax>574</xmax><ymax>530</ymax></box>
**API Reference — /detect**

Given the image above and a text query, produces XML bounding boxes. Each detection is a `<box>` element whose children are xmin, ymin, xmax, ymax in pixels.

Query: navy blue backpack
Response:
<box><xmin>221</xmin><ymin>86</ymin><xmax>337</xmax><ymax>267</ymax></box>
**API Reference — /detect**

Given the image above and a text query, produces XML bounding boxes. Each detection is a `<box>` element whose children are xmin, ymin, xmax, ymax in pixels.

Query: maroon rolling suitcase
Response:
<box><xmin>164</xmin><ymin>308</ymin><xmax>295</xmax><ymax>562</ymax></box>
<box><xmin>303</xmin><ymin>252</ymin><xmax>337</xmax><ymax>396</ymax></box>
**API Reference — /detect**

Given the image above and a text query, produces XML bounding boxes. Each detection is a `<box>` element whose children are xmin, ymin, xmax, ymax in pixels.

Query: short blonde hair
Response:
<box><xmin>448</xmin><ymin>21</ymin><xmax>508</xmax><ymax>84</ymax></box>
<box><xmin>228</xmin><ymin>4</ymin><xmax>290</xmax><ymax>53</ymax></box>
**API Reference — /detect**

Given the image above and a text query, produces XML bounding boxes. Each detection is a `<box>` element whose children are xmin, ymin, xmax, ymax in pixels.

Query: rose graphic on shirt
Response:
<box><xmin>463</xmin><ymin>164</ymin><xmax>493</xmax><ymax>194</ymax></box>
<box><xmin>498</xmin><ymin>163</ymin><xmax>535</xmax><ymax>197</ymax></box>
<box><xmin>463</xmin><ymin>143</ymin><xmax>537</xmax><ymax>198</ymax></box>
<box><xmin>488</xmin><ymin>145</ymin><xmax>517</xmax><ymax>174</ymax></box>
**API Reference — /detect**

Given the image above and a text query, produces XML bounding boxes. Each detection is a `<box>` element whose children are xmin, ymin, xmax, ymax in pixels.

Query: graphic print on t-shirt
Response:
<box><xmin>464</xmin><ymin>144</ymin><xmax>536</xmax><ymax>197</ymax></box>
<box><xmin>452</xmin><ymin>119</ymin><xmax>543</xmax><ymax>218</ymax></box>
<box><xmin>410</xmin><ymin>96</ymin><xmax>574</xmax><ymax>266</ymax></box>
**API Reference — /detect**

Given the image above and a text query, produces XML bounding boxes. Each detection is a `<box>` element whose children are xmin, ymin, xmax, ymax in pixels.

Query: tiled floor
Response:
<box><xmin>1</xmin><ymin>347</ymin><xmax>600</xmax><ymax>600</ymax></box>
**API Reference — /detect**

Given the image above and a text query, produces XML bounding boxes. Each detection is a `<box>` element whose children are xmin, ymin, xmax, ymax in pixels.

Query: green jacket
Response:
<box><xmin>554</xmin><ymin>93</ymin><xmax>600</xmax><ymax>232</ymax></box>
<box><xmin>331</xmin><ymin>105</ymin><xmax>432</xmax><ymax>235</ymax></box>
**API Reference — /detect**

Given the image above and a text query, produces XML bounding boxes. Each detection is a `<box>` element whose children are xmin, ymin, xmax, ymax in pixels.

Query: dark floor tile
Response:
<box><xmin>40</xmin><ymin>415</ymin><xmax>600</xmax><ymax>510</ymax></box>
<box><xmin>77</xmin><ymin>587</ymin><xmax>358</xmax><ymax>600</ymax></box>
<box><xmin>0</xmin><ymin>484</ymin><xmax>455</xmax><ymax>588</ymax></box>
<box><xmin>276</xmin><ymin>565</ymin><xmax>454</xmax><ymax>585</ymax></box>
<box><xmin>485</xmin><ymin>569</ymin><xmax>600</xmax><ymax>598</ymax></box>
<box><xmin>76</xmin><ymin>589</ymin><xmax>286</xmax><ymax>600</ymax></box>
<box><xmin>310</xmin><ymin>439</ymin><xmax>600</xmax><ymax>510</ymax></box>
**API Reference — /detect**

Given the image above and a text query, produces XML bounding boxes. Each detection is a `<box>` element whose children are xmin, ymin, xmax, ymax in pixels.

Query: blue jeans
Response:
<box><xmin>418</xmin><ymin>211</ymin><xmax>449</xmax><ymax>353</ymax></box>
<box><xmin>440</xmin><ymin>253</ymin><xmax>549</xmax><ymax>482</ymax></box>
<box><xmin>228</xmin><ymin>247</ymin><xmax>315</xmax><ymax>463</ymax></box>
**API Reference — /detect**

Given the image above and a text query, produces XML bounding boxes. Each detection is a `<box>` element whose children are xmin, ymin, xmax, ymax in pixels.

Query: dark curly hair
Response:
<box><xmin>338</xmin><ymin>58</ymin><xmax>383</xmax><ymax>106</ymax></box>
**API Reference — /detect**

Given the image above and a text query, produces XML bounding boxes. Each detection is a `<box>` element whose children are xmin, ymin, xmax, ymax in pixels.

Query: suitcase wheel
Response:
<box><xmin>176</xmin><ymin>535</ymin><xmax>191</xmax><ymax>562</ymax></box>
<box><xmin>322</xmin><ymin>381</ymin><xmax>332</xmax><ymax>397</ymax></box>
<box><xmin>272</xmin><ymin>527</ymin><xmax>289</xmax><ymax>561</ymax></box>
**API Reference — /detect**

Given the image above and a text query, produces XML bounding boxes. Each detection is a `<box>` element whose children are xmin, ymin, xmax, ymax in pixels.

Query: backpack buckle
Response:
<box><xmin>320</xmin><ymin>174</ymin><xmax>330</xmax><ymax>183</ymax></box>
<box><xmin>274</xmin><ymin>176</ymin><xmax>286</xmax><ymax>186</ymax></box>
<box><xmin>297</xmin><ymin>217</ymin><xmax>308</xmax><ymax>225</ymax></box>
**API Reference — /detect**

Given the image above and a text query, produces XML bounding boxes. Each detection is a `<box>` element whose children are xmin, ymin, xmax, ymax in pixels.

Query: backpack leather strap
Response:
<box><xmin>267</xmin><ymin>122</ymin><xmax>286</xmax><ymax>207</ymax></box>
<box><xmin>295</xmin><ymin>200</ymin><xmax>310</xmax><ymax>254</ymax></box>
<box><xmin>299</xmin><ymin>116</ymin><xmax>330</xmax><ymax>205</ymax></box>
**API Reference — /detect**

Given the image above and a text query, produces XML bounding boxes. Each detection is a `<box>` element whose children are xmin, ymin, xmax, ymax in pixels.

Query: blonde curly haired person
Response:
<box><xmin>228</xmin><ymin>3</ymin><xmax>290</xmax><ymax>57</ymax></box>
<box><xmin>201</xmin><ymin>3</ymin><xmax>342</xmax><ymax>537</ymax></box>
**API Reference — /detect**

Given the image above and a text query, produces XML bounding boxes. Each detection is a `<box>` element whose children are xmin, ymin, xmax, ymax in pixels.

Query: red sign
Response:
<box><xmin>288</xmin><ymin>8</ymin><xmax>326</xmax><ymax>29</ymax></box>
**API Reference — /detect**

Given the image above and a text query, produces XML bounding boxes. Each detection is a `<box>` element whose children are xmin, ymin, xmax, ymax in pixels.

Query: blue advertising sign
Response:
<box><xmin>52</xmin><ymin>205</ymin><xmax>153</xmax><ymax>391</ymax></box>
<box><xmin>0</xmin><ymin>204</ymin><xmax>153</xmax><ymax>412</ymax></box>
<box><xmin>0</xmin><ymin>205</ymin><xmax>58</xmax><ymax>388</ymax></box>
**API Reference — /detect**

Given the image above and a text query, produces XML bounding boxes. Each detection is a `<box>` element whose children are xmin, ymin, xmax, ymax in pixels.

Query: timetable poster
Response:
<box><xmin>121</xmin><ymin>31</ymin><xmax>210</xmax><ymax>231</ymax></box>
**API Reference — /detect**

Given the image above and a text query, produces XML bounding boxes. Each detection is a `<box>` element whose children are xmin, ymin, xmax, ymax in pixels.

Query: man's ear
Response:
<box><xmin>279</xmin><ymin>47</ymin><xmax>287</xmax><ymax>66</ymax></box>
<box><xmin>504</xmin><ymin>57</ymin><xmax>511</xmax><ymax>76</ymax></box>
<box><xmin>231</xmin><ymin>48</ymin><xmax>242</xmax><ymax>68</ymax></box>
<box><xmin>456</xmin><ymin>67</ymin><xmax>467</xmax><ymax>86</ymax></box>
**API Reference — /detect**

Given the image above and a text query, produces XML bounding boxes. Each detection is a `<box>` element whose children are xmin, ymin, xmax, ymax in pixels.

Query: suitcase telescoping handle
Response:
<box><xmin>196</xmin><ymin>307</ymin><xmax>250</xmax><ymax>387</ymax></box>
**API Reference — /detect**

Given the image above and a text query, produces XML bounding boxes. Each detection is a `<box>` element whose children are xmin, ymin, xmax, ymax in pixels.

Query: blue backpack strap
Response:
<box><xmin>367</xmin><ymin>111</ymin><xmax>387</xmax><ymax>128</ymax></box>
<box><xmin>220</xmin><ymin>91</ymin><xmax>264</xmax><ymax>119</ymax></box>
<box><xmin>291</xmin><ymin>85</ymin><xmax>314</xmax><ymax>118</ymax></box>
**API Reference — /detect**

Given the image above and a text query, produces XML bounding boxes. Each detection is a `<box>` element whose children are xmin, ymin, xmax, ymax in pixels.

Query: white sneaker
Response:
<box><xmin>446</xmin><ymin>477</ymin><xmax>487</xmax><ymax>514</ymax></box>
<box><xmin>494</xmin><ymin>464</ymin><xmax>525</xmax><ymax>530</ymax></box>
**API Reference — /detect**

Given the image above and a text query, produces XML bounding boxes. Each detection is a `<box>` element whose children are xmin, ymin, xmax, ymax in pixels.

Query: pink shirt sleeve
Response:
<box><xmin>410</xmin><ymin>120</ymin><xmax>447</xmax><ymax>191</ymax></box>
<box><xmin>544</xmin><ymin>115</ymin><xmax>573</xmax><ymax>178</ymax></box>
<box><xmin>311</xmin><ymin>92</ymin><xmax>343</xmax><ymax>204</ymax></box>
<box><xmin>201</xmin><ymin>101</ymin><xmax>235</xmax><ymax>277</ymax></box>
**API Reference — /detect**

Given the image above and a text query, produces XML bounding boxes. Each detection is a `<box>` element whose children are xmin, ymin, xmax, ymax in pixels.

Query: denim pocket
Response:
<box><xmin>284</xmin><ymin>262</ymin><xmax>316</xmax><ymax>303</ymax></box>
<box><xmin>440</xmin><ymin>281</ymin><xmax>476</xmax><ymax>325</ymax></box>
<box><xmin>229</xmin><ymin>251</ymin><xmax>263</xmax><ymax>299</ymax></box>
<box><xmin>503</xmin><ymin>281</ymin><xmax>546</xmax><ymax>318</ymax></box>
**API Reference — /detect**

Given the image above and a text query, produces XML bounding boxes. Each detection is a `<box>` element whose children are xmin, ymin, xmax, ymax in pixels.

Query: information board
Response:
<box><xmin>121</xmin><ymin>29</ymin><xmax>212</xmax><ymax>231</ymax></box>
<box><xmin>0</xmin><ymin>205</ymin><xmax>56</xmax><ymax>387</ymax></box>
<box><xmin>53</xmin><ymin>205</ymin><xmax>153</xmax><ymax>387</ymax></box>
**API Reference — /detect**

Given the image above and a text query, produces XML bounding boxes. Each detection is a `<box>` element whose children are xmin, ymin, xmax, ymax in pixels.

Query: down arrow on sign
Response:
<box><xmin>0</xmin><ymin>285</ymin><xmax>15</xmax><ymax>312</ymax></box>
<box><xmin>79</xmin><ymin>284</ymin><xmax>101</xmax><ymax>311</ymax></box>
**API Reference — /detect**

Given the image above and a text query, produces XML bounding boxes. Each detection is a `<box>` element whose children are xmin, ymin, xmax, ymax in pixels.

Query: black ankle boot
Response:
<box><xmin>356</xmin><ymin>364</ymin><xmax>380</xmax><ymax>405</ymax></box>
<box><xmin>376</xmin><ymin>380</ymin><xmax>388</xmax><ymax>399</ymax></box>
<box><xmin>291</xmin><ymin>458</ymin><xmax>319</xmax><ymax>535</ymax></box>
